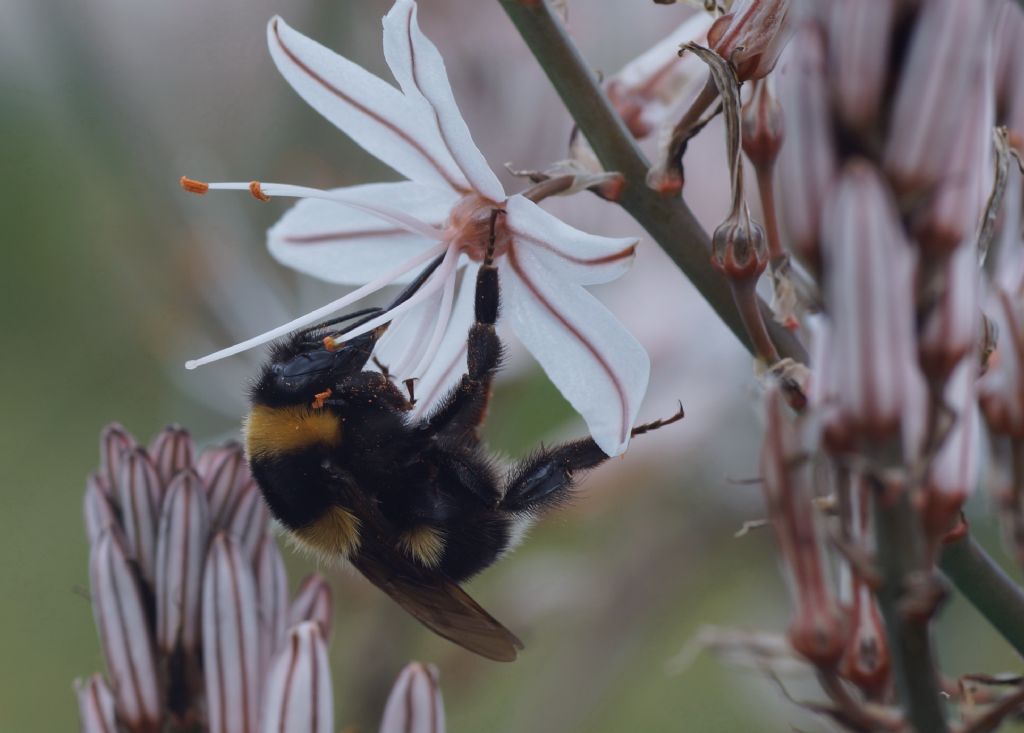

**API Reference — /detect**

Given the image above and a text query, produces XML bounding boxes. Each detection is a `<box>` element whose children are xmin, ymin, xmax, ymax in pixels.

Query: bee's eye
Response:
<box><xmin>279</xmin><ymin>349</ymin><xmax>337</xmax><ymax>379</ymax></box>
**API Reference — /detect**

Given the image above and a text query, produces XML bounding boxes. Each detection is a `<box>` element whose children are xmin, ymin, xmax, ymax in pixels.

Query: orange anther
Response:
<box><xmin>248</xmin><ymin>181</ymin><xmax>271</xmax><ymax>201</ymax></box>
<box><xmin>312</xmin><ymin>388</ymin><xmax>332</xmax><ymax>410</ymax></box>
<box><xmin>180</xmin><ymin>176</ymin><xmax>209</xmax><ymax>194</ymax></box>
<box><xmin>323</xmin><ymin>336</ymin><xmax>341</xmax><ymax>352</ymax></box>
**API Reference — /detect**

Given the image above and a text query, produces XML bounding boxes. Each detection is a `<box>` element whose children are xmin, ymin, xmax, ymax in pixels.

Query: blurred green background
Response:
<box><xmin>2</xmin><ymin>0</ymin><xmax>1023</xmax><ymax>731</ymax></box>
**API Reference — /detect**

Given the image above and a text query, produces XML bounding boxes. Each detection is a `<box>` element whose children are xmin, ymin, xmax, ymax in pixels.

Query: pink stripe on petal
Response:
<box><xmin>118</xmin><ymin>448</ymin><xmax>161</xmax><ymax>584</ymax></box>
<box><xmin>504</xmin><ymin>246</ymin><xmax>649</xmax><ymax>456</ymax></box>
<box><xmin>203</xmin><ymin>444</ymin><xmax>251</xmax><ymax>528</ymax></box>
<box><xmin>226</xmin><ymin>482</ymin><xmax>271</xmax><ymax>561</ymax></box>
<box><xmin>84</xmin><ymin>473</ymin><xmax>120</xmax><ymax>546</ymax></box>
<box><xmin>255</xmin><ymin>534</ymin><xmax>289</xmax><ymax>664</ymax></box>
<box><xmin>148</xmin><ymin>425</ymin><xmax>195</xmax><ymax>489</ymax></box>
<box><xmin>268</xmin><ymin>17</ymin><xmax>467</xmax><ymax>193</ymax></box>
<box><xmin>99</xmin><ymin>423</ymin><xmax>136</xmax><ymax>507</ymax></box>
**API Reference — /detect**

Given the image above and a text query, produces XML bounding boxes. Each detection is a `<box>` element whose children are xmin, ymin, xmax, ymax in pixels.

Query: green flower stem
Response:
<box><xmin>496</xmin><ymin>0</ymin><xmax>807</xmax><ymax>366</ymax></box>
<box><xmin>938</xmin><ymin>532</ymin><xmax>1024</xmax><ymax>658</ymax></box>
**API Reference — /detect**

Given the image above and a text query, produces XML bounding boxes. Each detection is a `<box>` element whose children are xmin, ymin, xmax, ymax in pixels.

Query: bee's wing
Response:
<box><xmin>350</xmin><ymin>549</ymin><xmax>524</xmax><ymax>662</ymax></box>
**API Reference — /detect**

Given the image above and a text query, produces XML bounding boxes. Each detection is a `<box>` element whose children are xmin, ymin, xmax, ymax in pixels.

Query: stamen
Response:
<box><xmin>185</xmin><ymin>241</ymin><xmax>448</xmax><ymax>369</ymax></box>
<box><xmin>248</xmin><ymin>181</ymin><xmax>271</xmax><ymax>202</ymax></box>
<box><xmin>180</xmin><ymin>176</ymin><xmax>209</xmax><ymax>195</ymax></box>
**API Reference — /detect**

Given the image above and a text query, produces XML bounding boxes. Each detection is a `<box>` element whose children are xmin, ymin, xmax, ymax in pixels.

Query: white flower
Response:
<box><xmin>182</xmin><ymin>0</ymin><xmax>649</xmax><ymax>456</ymax></box>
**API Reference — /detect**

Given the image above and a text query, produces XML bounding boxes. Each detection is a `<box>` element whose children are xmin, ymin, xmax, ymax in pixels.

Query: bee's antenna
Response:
<box><xmin>298</xmin><ymin>252</ymin><xmax>447</xmax><ymax>340</ymax></box>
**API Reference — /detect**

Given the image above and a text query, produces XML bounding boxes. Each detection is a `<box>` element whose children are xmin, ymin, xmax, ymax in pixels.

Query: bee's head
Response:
<box><xmin>250</xmin><ymin>328</ymin><xmax>381</xmax><ymax>407</ymax></box>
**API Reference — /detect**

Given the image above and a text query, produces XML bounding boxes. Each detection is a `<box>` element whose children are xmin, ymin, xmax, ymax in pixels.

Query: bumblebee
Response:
<box><xmin>244</xmin><ymin>239</ymin><xmax>683</xmax><ymax>661</ymax></box>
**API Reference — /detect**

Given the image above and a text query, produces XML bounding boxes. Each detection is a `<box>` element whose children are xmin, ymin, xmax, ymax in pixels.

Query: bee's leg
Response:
<box><xmin>422</xmin><ymin>210</ymin><xmax>504</xmax><ymax>440</ymax></box>
<box><xmin>499</xmin><ymin>438</ymin><xmax>608</xmax><ymax>513</ymax></box>
<box><xmin>499</xmin><ymin>405</ymin><xmax>685</xmax><ymax>513</ymax></box>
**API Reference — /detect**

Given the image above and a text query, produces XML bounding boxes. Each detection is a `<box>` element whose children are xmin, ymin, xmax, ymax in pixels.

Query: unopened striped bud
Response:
<box><xmin>288</xmin><ymin>574</ymin><xmax>333</xmax><ymax>641</ymax></box>
<box><xmin>99</xmin><ymin>423</ymin><xmax>136</xmax><ymax>504</ymax></box>
<box><xmin>741</xmin><ymin>77</ymin><xmax>783</xmax><ymax>170</ymax></box>
<box><xmin>203</xmin><ymin>533</ymin><xmax>262</xmax><ymax>733</ymax></box>
<box><xmin>255</xmin><ymin>534</ymin><xmax>289</xmax><ymax>665</ymax></box>
<box><xmin>226</xmin><ymin>482</ymin><xmax>271</xmax><ymax>561</ymax></box>
<box><xmin>75</xmin><ymin>675</ymin><xmax>118</xmax><ymax>733</ymax></box>
<box><xmin>919</xmin><ymin>244</ymin><xmax>982</xmax><ymax>380</ymax></box>
<box><xmin>914</xmin><ymin>51</ymin><xmax>994</xmax><ymax>254</ymax></box>
<box><xmin>117</xmin><ymin>448</ymin><xmax>161</xmax><ymax>584</ymax></box>
<box><xmin>84</xmin><ymin>473</ymin><xmax>119</xmax><ymax>546</ymax></box>
<box><xmin>761</xmin><ymin>386</ymin><xmax>846</xmax><ymax>666</ymax></box>
<box><xmin>261</xmin><ymin>622</ymin><xmax>333</xmax><ymax>733</ymax></box>
<box><xmin>838</xmin><ymin>479</ymin><xmax>889</xmax><ymax>696</ymax></box>
<box><xmin>202</xmin><ymin>443</ymin><xmax>252</xmax><ymax>527</ymax></box>
<box><xmin>711</xmin><ymin>211</ymin><xmax>768</xmax><ymax>282</ymax></box>
<box><xmin>980</xmin><ymin>291</ymin><xmax>1024</xmax><ymax>437</ymax></box>
<box><xmin>156</xmin><ymin>471</ymin><xmax>211</xmax><ymax>656</ymax></box>
<box><xmin>823</xmin><ymin>0</ymin><xmax>895</xmax><ymax>134</ymax></box>
<box><xmin>993</xmin><ymin>1</ymin><xmax>1024</xmax><ymax>148</ymax></box>
<box><xmin>90</xmin><ymin>532</ymin><xmax>161</xmax><ymax>733</ymax></box>
<box><xmin>883</xmin><ymin>0</ymin><xmax>991</xmax><ymax>195</ymax></box>
<box><xmin>819</xmin><ymin>160</ymin><xmax>921</xmax><ymax>448</ymax></box>
<box><xmin>148</xmin><ymin>425</ymin><xmax>195</xmax><ymax>488</ymax></box>
<box><xmin>379</xmin><ymin>662</ymin><xmax>446</xmax><ymax>733</ymax></box>
<box><xmin>776</xmin><ymin>22</ymin><xmax>835</xmax><ymax>271</ymax></box>
<box><xmin>707</xmin><ymin>0</ymin><xmax>791</xmax><ymax>82</ymax></box>
<box><xmin>923</xmin><ymin>361</ymin><xmax>981</xmax><ymax>539</ymax></box>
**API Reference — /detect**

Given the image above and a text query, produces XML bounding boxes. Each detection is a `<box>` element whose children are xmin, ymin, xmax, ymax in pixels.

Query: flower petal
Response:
<box><xmin>268</xmin><ymin>181</ymin><xmax>457</xmax><ymax>285</ymax></box>
<box><xmin>288</xmin><ymin>574</ymin><xmax>333</xmax><ymax>641</ymax></box>
<box><xmin>268</xmin><ymin>16</ymin><xmax>469</xmax><ymax>192</ymax></box>
<box><xmin>382</xmin><ymin>0</ymin><xmax>504</xmax><ymax>201</ymax></box>
<box><xmin>74</xmin><ymin>675</ymin><xmax>118</xmax><ymax>733</ymax></box>
<box><xmin>504</xmin><ymin>195</ymin><xmax>638</xmax><ymax>285</ymax></box>
<box><xmin>502</xmin><ymin>245</ymin><xmax>650</xmax><ymax>456</ymax></box>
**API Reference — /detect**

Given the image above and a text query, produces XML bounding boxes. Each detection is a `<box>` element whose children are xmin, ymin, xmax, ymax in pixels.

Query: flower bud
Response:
<box><xmin>707</xmin><ymin>0</ymin><xmax>792</xmax><ymax>82</ymax></box>
<box><xmin>118</xmin><ymin>448</ymin><xmax>161</xmax><ymax>584</ymax></box>
<box><xmin>156</xmin><ymin>471</ymin><xmax>211</xmax><ymax>657</ymax></box>
<box><xmin>741</xmin><ymin>77</ymin><xmax>783</xmax><ymax>170</ymax></box>
<box><xmin>99</xmin><ymin>423</ymin><xmax>136</xmax><ymax>504</ymax></box>
<box><xmin>225</xmin><ymin>482</ymin><xmax>271</xmax><ymax>561</ymax></box>
<box><xmin>90</xmin><ymin>532</ymin><xmax>162</xmax><ymax>733</ymax></box>
<box><xmin>75</xmin><ymin>675</ymin><xmax>118</xmax><ymax>733</ymax></box>
<box><xmin>883</xmin><ymin>0</ymin><xmax>991</xmax><ymax>194</ymax></box>
<box><xmin>711</xmin><ymin>211</ymin><xmax>768</xmax><ymax>282</ymax></box>
<box><xmin>823</xmin><ymin>0</ymin><xmax>895</xmax><ymax>134</ymax></box>
<box><xmin>203</xmin><ymin>533</ymin><xmax>262</xmax><ymax>733</ymax></box>
<box><xmin>148</xmin><ymin>425</ymin><xmax>195</xmax><ymax>488</ymax></box>
<box><xmin>261</xmin><ymin>622</ymin><xmax>334</xmax><ymax>733</ymax></box>
<box><xmin>84</xmin><ymin>473</ymin><xmax>119</xmax><ymax>546</ymax></box>
<box><xmin>979</xmin><ymin>291</ymin><xmax>1024</xmax><ymax>437</ymax></box>
<box><xmin>288</xmin><ymin>574</ymin><xmax>333</xmax><ymax>641</ymax></box>
<box><xmin>819</xmin><ymin>160</ymin><xmax>922</xmax><ymax>446</ymax></box>
<box><xmin>923</xmin><ymin>361</ymin><xmax>980</xmax><ymax>538</ymax></box>
<box><xmin>255</xmin><ymin>534</ymin><xmax>289</xmax><ymax>663</ymax></box>
<box><xmin>776</xmin><ymin>22</ymin><xmax>835</xmax><ymax>271</ymax></box>
<box><xmin>761</xmin><ymin>386</ymin><xmax>846</xmax><ymax>666</ymax></box>
<box><xmin>202</xmin><ymin>443</ymin><xmax>252</xmax><ymax>527</ymax></box>
<box><xmin>914</xmin><ymin>52</ymin><xmax>994</xmax><ymax>254</ymax></box>
<box><xmin>993</xmin><ymin>1</ymin><xmax>1024</xmax><ymax>148</ymax></box>
<box><xmin>919</xmin><ymin>244</ymin><xmax>982</xmax><ymax>379</ymax></box>
<box><xmin>379</xmin><ymin>662</ymin><xmax>446</xmax><ymax>733</ymax></box>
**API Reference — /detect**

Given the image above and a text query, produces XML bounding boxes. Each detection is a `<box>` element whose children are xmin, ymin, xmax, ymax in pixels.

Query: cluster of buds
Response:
<box><xmin>673</xmin><ymin>0</ymin><xmax>1024</xmax><ymax>729</ymax></box>
<box><xmin>78</xmin><ymin>424</ymin><xmax>449</xmax><ymax>733</ymax></box>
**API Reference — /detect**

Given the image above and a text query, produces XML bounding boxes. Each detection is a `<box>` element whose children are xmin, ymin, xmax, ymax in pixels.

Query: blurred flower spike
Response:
<box><xmin>79</xmin><ymin>423</ymin><xmax>449</xmax><ymax>733</ymax></box>
<box><xmin>181</xmin><ymin>0</ymin><xmax>650</xmax><ymax>456</ymax></box>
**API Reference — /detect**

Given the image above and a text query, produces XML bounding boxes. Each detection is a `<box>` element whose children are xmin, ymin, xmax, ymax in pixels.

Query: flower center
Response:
<box><xmin>444</xmin><ymin>194</ymin><xmax>510</xmax><ymax>262</ymax></box>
